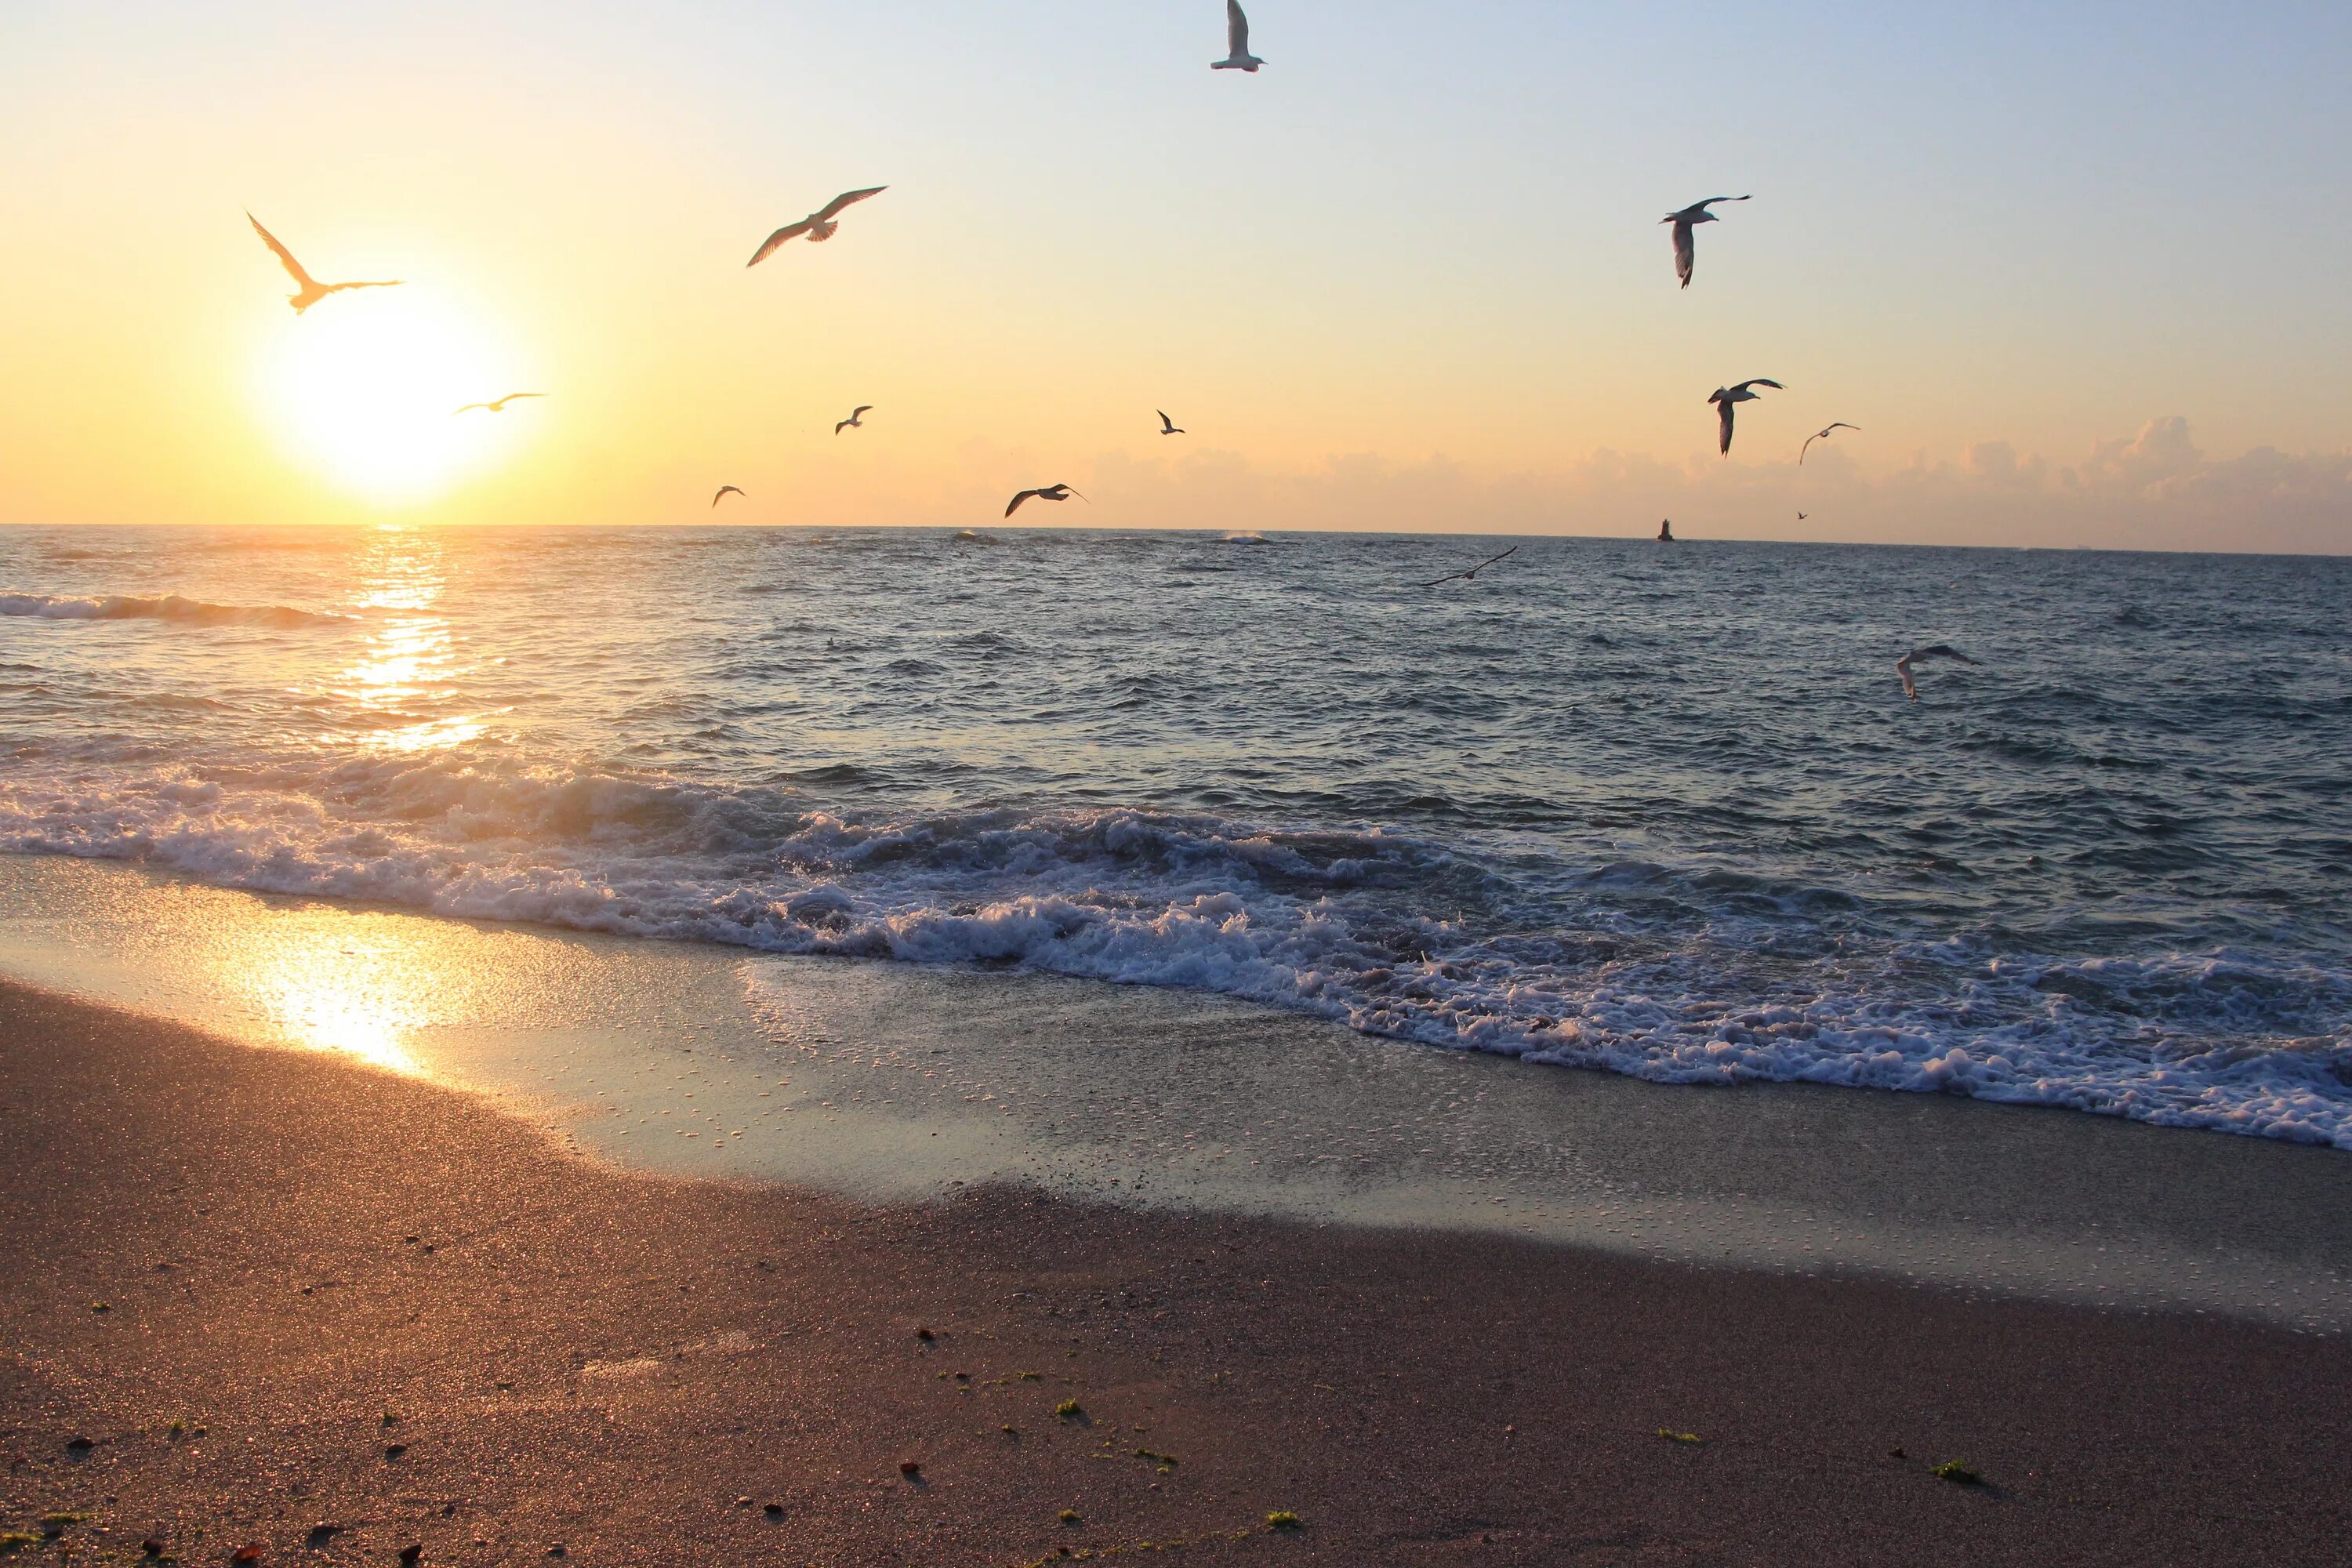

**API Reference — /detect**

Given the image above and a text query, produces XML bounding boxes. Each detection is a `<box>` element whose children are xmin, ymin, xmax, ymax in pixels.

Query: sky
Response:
<box><xmin>2</xmin><ymin>1</ymin><xmax>2349</xmax><ymax>550</ymax></box>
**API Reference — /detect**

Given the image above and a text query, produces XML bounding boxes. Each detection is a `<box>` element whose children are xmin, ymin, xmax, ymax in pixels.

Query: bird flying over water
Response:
<box><xmin>1412</xmin><ymin>545</ymin><xmax>1519</xmax><ymax>589</ymax></box>
<box><xmin>246</xmin><ymin>213</ymin><xmax>401</xmax><ymax>314</ymax></box>
<box><xmin>835</xmin><ymin>405</ymin><xmax>873</xmax><ymax>435</ymax></box>
<box><xmin>747</xmin><ymin>187</ymin><xmax>887</xmax><ymax>267</ymax></box>
<box><xmin>453</xmin><ymin>393</ymin><xmax>544</xmax><ymax>415</ymax></box>
<box><xmin>1662</xmin><ymin>196</ymin><xmax>1749</xmax><ymax>289</ymax></box>
<box><xmin>712</xmin><ymin>485</ymin><xmax>745</xmax><ymax>509</ymax></box>
<box><xmin>1800</xmin><ymin>423</ymin><xmax>1860</xmax><ymax>463</ymax></box>
<box><xmin>1708</xmin><ymin>379</ymin><xmax>1783</xmax><ymax>455</ymax></box>
<box><xmin>1214</xmin><ymin>1</ymin><xmax>1265</xmax><ymax>71</ymax></box>
<box><xmin>1896</xmin><ymin>644</ymin><xmax>1978</xmax><ymax>702</ymax></box>
<box><xmin>1158</xmin><ymin>410</ymin><xmax>1185</xmax><ymax>435</ymax></box>
<box><xmin>1005</xmin><ymin>483</ymin><xmax>1085</xmax><ymax>517</ymax></box>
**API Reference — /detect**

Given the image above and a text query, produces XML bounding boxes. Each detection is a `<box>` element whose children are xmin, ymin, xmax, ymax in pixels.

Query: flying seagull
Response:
<box><xmin>1896</xmin><ymin>644</ymin><xmax>1978</xmax><ymax>703</ymax></box>
<box><xmin>747</xmin><ymin>187</ymin><xmax>887</xmax><ymax>267</ymax></box>
<box><xmin>835</xmin><ymin>405</ymin><xmax>873</xmax><ymax>435</ymax></box>
<box><xmin>1005</xmin><ymin>483</ymin><xmax>1085</xmax><ymax>517</ymax></box>
<box><xmin>246</xmin><ymin>213</ymin><xmax>401</xmax><ymax>314</ymax></box>
<box><xmin>1214</xmin><ymin>1</ymin><xmax>1264</xmax><ymax>71</ymax></box>
<box><xmin>1708</xmin><ymin>379</ymin><xmax>1783</xmax><ymax>455</ymax></box>
<box><xmin>1800</xmin><ymin>423</ymin><xmax>1860</xmax><ymax>463</ymax></box>
<box><xmin>453</xmin><ymin>393</ymin><xmax>544</xmax><ymax>415</ymax></box>
<box><xmin>712</xmin><ymin>485</ymin><xmax>745</xmax><ymax>509</ymax></box>
<box><xmin>1661</xmin><ymin>196</ymin><xmax>1750</xmax><ymax>290</ymax></box>
<box><xmin>1412</xmin><ymin>544</ymin><xmax>1519</xmax><ymax>589</ymax></box>
<box><xmin>1157</xmin><ymin>410</ymin><xmax>1185</xmax><ymax>435</ymax></box>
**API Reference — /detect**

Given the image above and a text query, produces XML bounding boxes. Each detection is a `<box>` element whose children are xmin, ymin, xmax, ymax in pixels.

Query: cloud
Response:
<box><xmin>1062</xmin><ymin>419</ymin><xmax>2352</xmax><ymax>554</ymax></box>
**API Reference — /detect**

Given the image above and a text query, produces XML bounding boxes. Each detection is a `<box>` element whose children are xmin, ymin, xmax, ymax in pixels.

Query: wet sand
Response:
<box><xmin>3</xmin><ymin>981</ymin><xmax>2349</xmax><ymax>1566</ymax></box>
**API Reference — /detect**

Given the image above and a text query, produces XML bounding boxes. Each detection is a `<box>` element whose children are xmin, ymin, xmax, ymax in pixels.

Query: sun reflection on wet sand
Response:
<box><xmin>207</xmin><ymin>916</ymin><xmax>486</xmax><ymax>1076</ymax></box>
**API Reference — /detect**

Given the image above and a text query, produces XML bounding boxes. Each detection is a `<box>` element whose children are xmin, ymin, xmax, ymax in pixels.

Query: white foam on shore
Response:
<box><xmin>2</xmin><ymin>751</ymin><xmax>2347</xmax><ymax>1149</ymax></box>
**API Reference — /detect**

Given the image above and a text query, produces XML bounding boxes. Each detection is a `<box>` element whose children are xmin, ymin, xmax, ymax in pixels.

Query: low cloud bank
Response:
<box><xmin>1080</xmin><ymin>419</ymin><xmax>2352</xmax><ymax>554</ymax></box>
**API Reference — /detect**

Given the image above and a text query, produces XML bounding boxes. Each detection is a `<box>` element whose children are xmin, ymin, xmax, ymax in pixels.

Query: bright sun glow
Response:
<box><xmin>255</xmin><ymin>289</ymin><xmax>535</xmax><ymax>506</ymax></box>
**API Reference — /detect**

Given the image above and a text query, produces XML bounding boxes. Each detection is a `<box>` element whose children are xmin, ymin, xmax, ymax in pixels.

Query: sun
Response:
<box><xmin>255</xmin><ymin>288</ymin><xmax>535</xmax><ymax>506</ymax></box>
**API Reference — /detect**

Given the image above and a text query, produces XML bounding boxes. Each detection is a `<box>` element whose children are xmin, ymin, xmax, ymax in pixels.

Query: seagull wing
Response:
<box><xmin>1228</xmin><ymin>0</ymin><xmax>1251</xmax><ymax>55</ymax></box>
<box><xmin>713</xmin><ymin>486</ymin><xmax>743</xmax><ymax>508</ymax></box>
<box><xmin>1896</xmin><ymin>655</ymin><xmax>1918</xmax><ymax>702</ymax></box>
<box><xmin>1828</xmin><ymin>422</ymin><xmax>1859</xmax><ymax>434</ymax></box>
<box><xmin>748</xmin><ymin>221</ymin><xmax>815</xmax><ymax>267</ymax></box>
<box><xmin>1671</xmin><ymin>219</ymin><xmax>1695</xmax><ymax>289</ymax></box>
<box><xmin>1733</xmin><ymin>379</ymin><xmax>1784</xmax><ymax>395</ymax></box>
<box><xmin>247</xmin><ymin>213</ymin><xmax>318</xmax><ymax>288</ymax></box>
<box><xmin>453</xmin><ymin>403</ymin><xmax>489</xmax><ymax>415</ymax></box>
<box><xmin>1717</xmin><ymin>398</ymin><xmax>1736</xmax><ymax>455</ymax></box>
<box><xmin>1695</xmin><ymin>195</ymin><xmax>1752</xmax><ymax>213</ymax></box>
<box><xmin>1006</xmin><ymin>489</ymin><xmax>1042</xmax><ymax>517</ymax></box>
<box><xmin>816</xmin><ymin>187</ymin><xmax>887</xmax><ymax>222</ymax></box>
<box><xmin>852</xmin><ymin>405</ymin><xmax>873</xmax><ymax>418</ymax></box>
<box><xmin>1909</xmin><ymin>644</ymin><xmax>1978</xmax><ymax>666</ymax></box>
<box><xmin>1800</xmin><ymin>433</ymin><xmax>1820</xmax><ymax>463</ymax></box>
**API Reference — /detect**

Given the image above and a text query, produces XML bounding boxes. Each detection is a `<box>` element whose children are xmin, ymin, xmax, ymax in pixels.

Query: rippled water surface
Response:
<box><xmin>4</xmin><ymin>524</ymin><xmax>2347</xmax><ymax>1144</ymax></box>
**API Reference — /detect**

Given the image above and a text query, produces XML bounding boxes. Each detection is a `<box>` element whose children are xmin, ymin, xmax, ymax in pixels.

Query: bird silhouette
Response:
<box><xmin>1005</xmin><ymin>484</ymin><xmax>1085</xmax><ymax>517</ymax></box>
<box><xmin>748</xmin><ymin>188</ymin><xmax>887</xmax><ymax>267</ymax></box>
<box><xmin>453</xmin><ymin>393</ymin><xmax>545</xmax><ymax>415</ymax></box>
<box><xmin>835</xmin><ymin>405</ymin><xmax>873</xmax><ymax>435</ymax></box>
<box><xmin>1661</xmin><ymin>196</ymin><xmax>1750</xmax><ymax>289</ymax></box>
<box><xmin>247</xmin><ymin>213</ymin><xmax>401</xmax><ymax>314</ymax></box>
<box><xmin>1157</xmin><ymin>410</ymin><xmax>1185</xmax><ymax>435</ymax></box>
<box><xmin>712</xmin><ymin>486</ymin><xmax>746</xmax><ymax>509</ymax></box>
<box><xmin>1708</xmin><ymin>379</ymin><xmax>1783</xmax><ymax>455</ymax></box>
<box><xmin>1214</xmin><ymin>1</ymin><xmax>1265</xmax><ymax>71</ymax></box>
<box><xmin>1896</xmin><ymin>645</ymin><xmax>1979</xmax><ymax>702</ymax></box>
<box><xmin>1800</xmin><ymin>423</ymin><xmax>1860</xmax><ymax>463</ymax></box>
<box><xmin>1411</xmin><ymin>545</ymin><xmax>1519</xmax><ymax>589</ymax></box>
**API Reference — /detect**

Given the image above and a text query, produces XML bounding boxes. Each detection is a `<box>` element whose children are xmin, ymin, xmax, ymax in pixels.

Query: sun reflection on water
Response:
<box><xmin>328</xmin><ymin>528</ymin><xmax>488</xmax><ymax>752</ymax></box>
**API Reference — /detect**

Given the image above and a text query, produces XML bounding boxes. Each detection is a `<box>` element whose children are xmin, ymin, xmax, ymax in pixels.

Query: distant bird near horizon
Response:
<box><xmin>747</xmin><ymin>187</ymin><xmax>887</xmax><ymax>267</ymax></box>
<box><xmin>453</xmin><ymin>393</ymin><xmax>544</xmax><ymax>415</ymax></box>
<box><xmin>1709</xmin><ymin>379</ymin><xmax>1783</xmax><ymax>455</ymax></box>
<box><xmin>1797</xmin><ymin>512</ymin><xmax>1809</xmax><ymax>521</ymax></box>
<box><xmin>1158</xmin><ymin>410</ymin><xmax>1185</xmax><ymax>435</ymax></box>
<box><xmin>1411</xmin><ymin>544</ymin><xmax>1519</xmax><ymax>589</ymax></box>
<box><xmin>1214</xmin><ymin>1</ymin><xmax>1265</xmax><ymax>71</ymax></box>
<box><xmin>1005</xmin><ymin>483</ymin><xmax>1085</xmax><ymax>517</ymax></box>
<box><xmin>1662</xmin><ymin>196</ymin><xmax>1749</xmax><ymax>289</ymax></box>
<box><xmin>246</xmin><ymin>213</ymin><xmax>401</xmax><ymax>314</ymax></box>
<box><xmin>1801</xmin><ymin>423</ymin><xmax>1860</xmax><ymax>463</ymax></box>
<box><xmin>1896</xmin><ymin>644</ymin><xmax>1978</xmax><ymax>702</ymax></box>
<box><xmin>712</xmin><ymin>485</ymin><xmax>745</xmax><ymax>509</ymax></box>
<box><xmin>835</xmin><ymin>405</ymin><xmax>873</xmax><ymax>435</ymax></box>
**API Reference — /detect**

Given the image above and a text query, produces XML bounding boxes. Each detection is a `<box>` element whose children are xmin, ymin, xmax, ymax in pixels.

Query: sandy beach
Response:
<box><xmin>5</xmin><ymin>978</ymin><xmax>2347</xmax><ymax>1567</ymax></box>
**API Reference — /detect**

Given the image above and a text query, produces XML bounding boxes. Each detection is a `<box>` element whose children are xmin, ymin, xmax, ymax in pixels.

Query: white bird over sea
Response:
<box><xmin>1213</xmin><ymin>1</ymin><xmax>1265</xmax><ymax>71</ymax></box>
<box><xmin>1157</xmin><ymin>410</ymin><xmax>1185</xmax><ymax>436</ymax></box>
<box><xmin>246</xmin><ymin>213</ymin><xmax>401</xmax><ymax>314</ymax></box>
<box><xmin>1661</xmin><ymin>195</ymin><xmax>1750</xmax><ymax>290</ymax></box>
<box><xmin>835</xmin><ymin>405</ymin><xmax>873</xmax><ymax>435</ymax></box>
<box><xmin>1005</xmin><ymin>483</ymin><xmax>1085</xmax><ymax>517</ymax></box>
<box><xmin>453</xmin><ymin>393</ymin><xmax>544</xmax><ymax>415</ymax></box>
<box><xmin>746</xmin><ymin>187</ymin><xmax>887</xmax><ymax>267</ymax></box>
<box><xmin>1708</xmin><ymin>379</ymin><xmax>1783</xmax><ymax>455</ymax></box>
<box><xmin>1801</xmin><ymin>422</ymin><xmax>1860</xmax><ymax>463</ymax></box>
<box><xmin>1896</xmin><ymin>644</ymin><xmax>1978</xmax><ymax>702</ymax></box>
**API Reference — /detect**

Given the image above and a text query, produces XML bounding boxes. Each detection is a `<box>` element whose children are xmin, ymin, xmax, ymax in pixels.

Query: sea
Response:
<box><xmin>3</xmin><ymin>524</ymin><xmax>2348</xmax><ymax>1149</ymax></box>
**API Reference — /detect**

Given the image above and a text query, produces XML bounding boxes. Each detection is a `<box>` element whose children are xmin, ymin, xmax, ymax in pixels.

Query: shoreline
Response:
<box><xmin>5</xmin><ymin>979</ymin><xmax>2350</xmax><ymax>1566</ymax></box>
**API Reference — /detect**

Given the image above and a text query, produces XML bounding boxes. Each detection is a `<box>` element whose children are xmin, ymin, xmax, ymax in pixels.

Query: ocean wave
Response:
<box><xmin>0</xmin><ymin>592</ymin><xmax>354</xmax><ymax>630</ymax></box>
<box><xmin>2</xmin><ymin>750</ymin><xmax>2347</xmax><ymax>1149</ymax></box>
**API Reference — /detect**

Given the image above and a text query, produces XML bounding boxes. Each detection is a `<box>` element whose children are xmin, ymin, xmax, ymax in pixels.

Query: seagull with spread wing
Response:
<box><xmin>1801</xmin><ymin>423</ymin><xmax>1860</xmax><ymax>463</ymax></box>
<box><xmin>247</xmin><ymin>213</ymin><xmax>402</xmax><ymax>314</ymax></box>
<box><xmin>835</xmin><ymin>405</ymin><xmax>873</xmax><ymax>435</ymax></box>
<box><xmin>1412</xmin><ymin>545</ymin><xmax>1519</xmax><ymax>590</ymax></box>
<box><xmin>1708</xmin><ymin>379</ymin><xmax>1783</xmax><ymax>455</ymax></box>
<box><xmin>1661</xmin><ymin>196</ymin><xmax>1750</xmax><ymax>289</ymax></box>
<box><xmin>1214</xmin><ymin>1</ymin><xmax>1265</xmax><ymax>71</ymax></box>
<box><xmin>1157</xmin><ymin>410</ymin><xmax>1185</xmax><ymax>436</ymax></box>
<box><xmin>1005</xmin><ymin>483</ymin><xmax>1085</xmax><ymax>517</ymax></box>
<box><xmin>747</xmin><ymin>187</ymin><xmax>887</xmax><ymax>267</ymax></box>
<box><xmin>453</xmin><ymin>393</ymin><xmax>544</xmax><ymax>415</ymax></box>
<box><xmin>1896</xmin><ymin>644</ymin><xmax>1978</xmax><ymax>702</ymax></box>
<box><xmin>712</xmin><ymin>486</ymin><xmax>746</xmax><ymax>509</ymax></box>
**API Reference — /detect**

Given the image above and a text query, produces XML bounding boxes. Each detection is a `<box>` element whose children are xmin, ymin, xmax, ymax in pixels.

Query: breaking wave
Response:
<box><xmin>0</xmin><ymin>592</ymin><xmax>354</xmax><ymax>630</ymax></box>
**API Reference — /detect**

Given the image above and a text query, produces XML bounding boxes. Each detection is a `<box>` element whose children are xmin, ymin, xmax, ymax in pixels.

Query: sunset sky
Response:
<box><xmin>3</xmin><ymin>1</ymin><xmax>2347</xmax><ymax>550</ymax></box>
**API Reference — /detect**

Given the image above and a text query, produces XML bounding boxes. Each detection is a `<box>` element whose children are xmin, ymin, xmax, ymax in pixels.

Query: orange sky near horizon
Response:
<box><xmin>2</xmin><ymin>2</ymin><xmax>2348</xmax><ymax>552</ymax></box>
